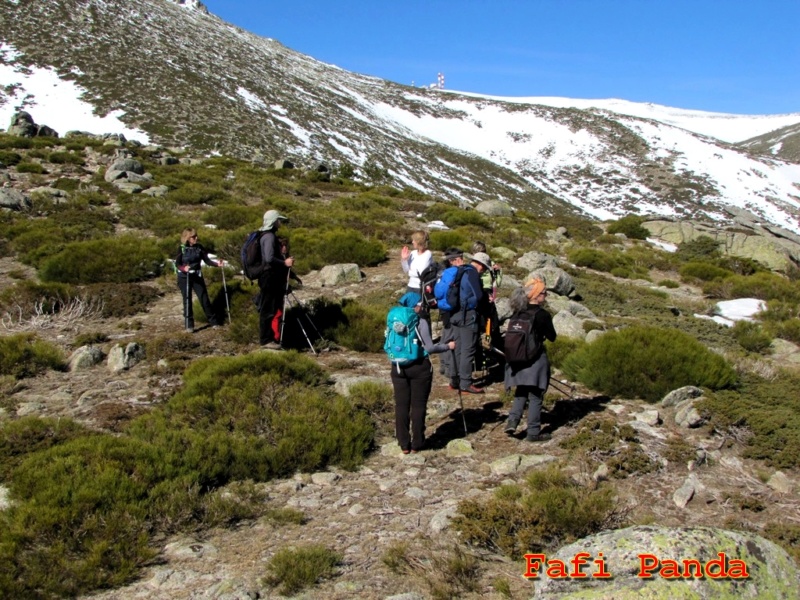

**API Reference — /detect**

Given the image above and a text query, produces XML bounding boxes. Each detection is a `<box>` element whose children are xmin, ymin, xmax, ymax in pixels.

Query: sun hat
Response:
<box><xmin>524</xmin><ymin>277</ymin><xmax>547</xmax><ymax>301</ymax></box>
<box><xmin>399</xmin><ymin>292</ymin><xmax>422</xmax><ymax>307</ymax></box>
<box><xmin>260</xmin><ymin>209</ymin><xmax>288</xmax><ymax>231</ymax></box>
<box><xmin>470</xmin><ymin>252</ymin><xmax>492</xmax><ymax>271</ymax></box>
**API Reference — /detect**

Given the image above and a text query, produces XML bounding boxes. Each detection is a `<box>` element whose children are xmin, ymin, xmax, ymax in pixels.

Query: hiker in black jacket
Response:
<box><xmin>503</xmin><ymin>278</ymin><xmax>557</xmax><ymax>442</ymax></box>
<box><xmin>175</xmin><ymin>228</ymin><xmax>225</xmax><ymax>332</ymax></box>
<box><xmin>257</xmin><ymin>210</ymin><xmax>293</xmax><ymax>348</ymax></box>
<box><xmin>448</xmin><ymin>253</ymin><xmax>488</xmax><ymax>394</ymax></box>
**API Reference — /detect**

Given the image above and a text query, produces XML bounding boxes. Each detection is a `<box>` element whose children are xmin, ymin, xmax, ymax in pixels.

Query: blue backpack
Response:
<box><xmin>434</xmin><ymin>265</ymin><xmax>467</xmax><ymax>313</ymax></box>
<box><xmin>384</xmin><ymin>306</ymin><xmax>423</xmax><ymax>369</ymax></box>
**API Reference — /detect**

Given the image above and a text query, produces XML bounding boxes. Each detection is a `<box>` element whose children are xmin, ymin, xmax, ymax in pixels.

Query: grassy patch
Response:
<box><xmin>263</xmin><ymin>544</ymin><xmax>341</xmax><ymax>595</ymax></box>
<box><xmin>0</xmin><ymin>333</ymin><xmax>65</xmax><ymax>378</ymax></box>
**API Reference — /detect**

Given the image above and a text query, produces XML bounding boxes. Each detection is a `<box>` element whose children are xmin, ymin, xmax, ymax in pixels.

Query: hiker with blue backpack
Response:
<box><xmin>434</xmin><ymin>249</ymin><xmax>489</xmax><ymax>394</ymax></box>
<box><xmin>385</xmin><ymin>292</ymin><xmax>455</xmax><ymax>454</ymax></box>
<box><xmin>175</xmin><ymin>228</ymin><xmax>226</xmax><ymax>332</ymax></box>
<box><xmin>503</xmin><ymin>277</ymin><xmax>557</xmax><ymax>442</ymax></box>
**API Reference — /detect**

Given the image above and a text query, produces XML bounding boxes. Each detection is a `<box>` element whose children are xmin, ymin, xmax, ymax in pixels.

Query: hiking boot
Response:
<box><xmin>504</xmin><ymin>419</ymin><xmax>519</xmax><ymax>435</ymax></box>
<box><xmin>525</xmin><ymin>433</ymin><xmax>552</xmax><ymax>443</ymax></box>
<box><xmin>186</xmin><ymin>327</ymin><xmax>194</xmax><ymax>333</ymax></box>
<box><xmin>261</xmin><ymin>341</ymin><xmax>281</xmax><ymax>350</ymax></box>
<box><xmin>460</xmin><ymin>385</ymin><xmax>484</xmax><ymax>394</ymax></box>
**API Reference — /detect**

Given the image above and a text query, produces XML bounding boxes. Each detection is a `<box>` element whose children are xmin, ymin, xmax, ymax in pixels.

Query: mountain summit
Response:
<box><xmin>1</xmin><ymin>0</ymin><xmax>799</xmax><ymax>231</ymax></box>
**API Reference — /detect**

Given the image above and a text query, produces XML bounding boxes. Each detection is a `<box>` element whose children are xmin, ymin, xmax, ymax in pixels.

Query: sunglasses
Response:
<box><xmin>189</xmin><ymin>235</ymin><xmax>198</xmax><ymax>239</ymax></box>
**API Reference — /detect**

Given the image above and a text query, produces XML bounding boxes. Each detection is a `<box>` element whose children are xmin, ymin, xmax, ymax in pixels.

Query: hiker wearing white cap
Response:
<box><xmin>257</xmin><ymin>210</ymin><xmax>293</xmax><ymax>348</ymax></box>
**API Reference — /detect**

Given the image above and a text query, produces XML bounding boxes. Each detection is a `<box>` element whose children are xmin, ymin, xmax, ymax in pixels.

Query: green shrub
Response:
<box><xmin>561</xmin><ymin>325</ymin><xmax>737</xmax><ymax>402</ymax></box>
<box><xmin>703</xmin><ymin>272</ymin><xmax>800</xmax><ymax>303</ymax></box>
<box><xmin>290</xmin><ymin>228</ymin><xmax>386</xmax><ymax>272</ymax></box>
<box><xmin>80</xmin><ymin>282</ymin><xmax>162</xmax><ymax>318</ymax></box>
<box><xmin>699</xmin><ymin>372</ymin><xmax>800</xmax><ymax>469</ymax></box>
<box><xmin>429</xmin><ymin>230</ymin><xmax>469</xmax><ymax>252</ymax></box>
<box><xmin>15</xmin><ymin>161</ymin><xmax>44</xmax><ymax>174</ymax></box>
<box><xmin>731</xmin><ymin>320</ymin><xmax>773</xmax><ymax>354</ymax></box>
<box><xmin>676</xmin><ymin>236</ymin><xmax>721</xmax><ymax>262</ymax></box>
<box><xmin>47</xmin><ymin>151</ymin><xmax>84</xmax><ymax>165</ymax></box>
<box><xmin>307</xmin><ymin>297</ymin><xmax>386</xmax><ymax>352</ymax></box>
<box><xmin>560</xmin><ymin>418</ymin><xmax>638</xmax><ymax>453</ymax></box>
<box><xmin>679</xmin><ymin>261</ymin><xmax>733</xmax><ymax>282</ymax></box>
<box><xmin>201</xmin><ymin>204</ymin><xmax>263</xmax><ymax>230</ymax></box>
<box><xmin>167</xmin><ymin>181</ymin><xmax>230</xmax><ymax>205</ymax></box>
<box><xmin>606</xmin><ymin>446</ymin><xmax>659</xmax><ymax>478</ymax></box>
<box><xmin>117</xmin><ymin>197</ymin><xmax>186</xmax><ymax>237</ymax></box>
<box><xmin>769</xmin><ymin>319</ymin><xmax>800</xmax><ymax>344</ymax></box>
<box><xmin>0</xmin><ymin>416</ymin><xmax>89</xmax><ymax>480</ymax></box>
<box><xmin>606</xmin><ymin>214</ymin><xmax>649</xmax><ymax>239</ymax></box>
<box><xmin>73</xmin><ymin>331</ymin><xmax>109</xmax><ymax>347</ymax></box>
<box><xmin>453</xmin><ymin>466</ymin><xmax>617</xmax><ymax>559</ymax></box>
<box><xmin>568</xmin><ymin>247</ymin><xmax>623</xmax><ymax>273</ymax></box>
<box><xmin>658</xmin><ymin>279</ymin><xmax>680</xmax><ymax>288</ymax></box>
<box><xmin>0</xmin><ymin>280</ymin><xmax>76</xmax><ymax>317</ymax></box>
<box><xmin>0</xmin><ymin>333</ymin><xmax>65</xmax><ymax>378</ymax></box>
<box><xmin>39</xmin><ymin>235</ymin><xmax>164</xmax><ymax>284</ymax></box>
<box><xmin>0</xmin><ymin>150</ymin><xmax>22</xmax><ymax>166</ymax></box>
<box><xmin>264</xmin><ymin>544</ymin><xmax>341</xmax><ymax>595</ymax></box>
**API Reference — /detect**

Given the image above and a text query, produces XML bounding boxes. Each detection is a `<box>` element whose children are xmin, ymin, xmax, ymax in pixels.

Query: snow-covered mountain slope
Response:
<box><xmin>1</xmin><ymin>0</ymin><xmax>799</xmax><ymax>233</ymax></box>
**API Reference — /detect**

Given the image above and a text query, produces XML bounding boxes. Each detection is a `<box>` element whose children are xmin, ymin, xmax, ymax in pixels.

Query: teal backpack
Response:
<box><xmin>384</xmin><ymin>306</ymin><xmax>424</xmax><ymax>370</ymax></box>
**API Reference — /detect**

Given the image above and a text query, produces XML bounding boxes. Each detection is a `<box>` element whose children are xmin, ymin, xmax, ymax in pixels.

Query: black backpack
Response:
<box><xmin>241</xmin><ymin>230</ymin><xmax>265</xmax><ymax>280</ymax></box>
<box><xmin>504</xmin><ymin>308</ymin><xmax>541</xmax><ymax>366</ymax></box>
<box><xmin>419</xmin><ymin>261</ymin><xmax>444</xmax><ymax>309</ymax></box>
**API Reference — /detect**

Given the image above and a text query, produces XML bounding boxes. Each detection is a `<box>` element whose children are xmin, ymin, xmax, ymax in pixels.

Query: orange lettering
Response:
<box><xmin>727</xmin><ymin>559</ymin><xmax>749</xmax><ymax>579</ymax></box>
<box><xmin>523</xmin><ymin>553</ymin><xmax>545</xmax><ymax>579</ymax></box>
<box><xmin>705</xmin><ymin>552</ymin><xmax>727</xmax><ymax>579</ymax></box>
<box><xmin>570</xmin><ymin>552</ymin><xmax>590</xmax><ymax>578</ymax></box>
<box><xmin>659</xmin><ymin>559</ymin><xmax>681</xmax><ymax>579</ymax></box>
<box><xmin>593</xmin><ymin>552</ymin><xmax>612</xmax><ymax>578</ymax></box>
<box><xmin>546</xmin><ymin>559</ymin><xmax>569</xmax><ymax>579</ymax></box>
<box><xmin>637</xmin><ymin>553</ymin><xmax>659</xmax><ymax>578</ymax></box>
<box><xmin>681</xmin><ymin>558</ymin><xmax>703</xmax><ymax>578</ymax></box>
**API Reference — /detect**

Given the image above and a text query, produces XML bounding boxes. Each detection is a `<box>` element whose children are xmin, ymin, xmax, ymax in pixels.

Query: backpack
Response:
<box><xmin>434</xmin><ymin>265</ymin><xmax>467</xmax><ymax>313</ymax></box>
<box><xmin>241</xmin><ymin>230</ymin><xmax>265</xmax><ymax>280</ymax></box>
<box><xmin>418</xmin><ymin>261</ymin><xmax>444</xmax><ymax>309</ymax></box>
<box><xmin>504</xmin><ymin>308</ymin><xmax>541</xmax><ymax>366</ymax></box>
<box><xmin>383</xmin><ymin>306</ymin><xmax>423</xmax><ymax>369</ymax></box>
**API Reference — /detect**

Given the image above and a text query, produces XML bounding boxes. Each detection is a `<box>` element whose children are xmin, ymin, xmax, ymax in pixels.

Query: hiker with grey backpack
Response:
<box><xmin>385</xmin><ymin>292</ymin><xmax>455</xmax><ymax>454</ymax></box>
<box><xmin>503</xmin><ymin>277</ymin><xmax>557</xmax><ymax>442</ymax></box>
<box><xmin>175</xmin><ymin>228</ymin><xmax>226</xmax><ymax>332</ymax></box>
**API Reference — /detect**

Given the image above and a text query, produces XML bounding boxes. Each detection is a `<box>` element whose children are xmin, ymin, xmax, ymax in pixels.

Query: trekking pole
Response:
<box><xmin>550</xmin><ymin>377</ymin><xmax>576</xmax><ymax>398</ymax></box>
<box><xmin>220</xmin><ymin>263</ymin><xmax>231</xmax><ymax>325</ymax></box>
<box><xmin>279</xmin><ymin>269</ymin><xmax>291</xmax><ymax>349</ymax></box>
<box><xmin>451</xmin><ymin>347</ymin><xmax>468</xmax><ymax>435</ymax></box>
<box><xmin>184</xmin><ymin>269</ymin><xmax>192</xmax><ymax>331</ymax></box>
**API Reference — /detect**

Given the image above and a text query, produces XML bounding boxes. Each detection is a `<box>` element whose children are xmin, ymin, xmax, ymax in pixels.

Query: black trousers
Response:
<box><xmin>258</xmin><ymin>272</ymin><xmax>285</xmax><ymax>344</ymax></box>
<box><xmin>177</xmin><ymin>273</ymin><xmax>217</xmax><ymax>328</ymax></box>
<box><xmin>391</xmin><ymin>357</ymin><xmax>433</xmax><ymax>451</ymax></box>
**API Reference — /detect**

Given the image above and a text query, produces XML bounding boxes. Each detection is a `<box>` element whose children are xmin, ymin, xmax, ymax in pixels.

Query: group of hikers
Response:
<box><xmin>392</xmin><ymin>230</ymin><xmax>557</xmax><ymax>454</ymax></box>
<box><xmin>175</xmin><ymin>213</ymin><xmax>557</xmax><ymax>455</ymax></box>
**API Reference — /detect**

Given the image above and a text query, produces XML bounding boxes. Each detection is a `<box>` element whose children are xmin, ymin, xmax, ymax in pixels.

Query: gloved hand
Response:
<box><xmin>217</xmin><ymin>259</ymin><xmax>227</xmax><ymax>267</ymax></box>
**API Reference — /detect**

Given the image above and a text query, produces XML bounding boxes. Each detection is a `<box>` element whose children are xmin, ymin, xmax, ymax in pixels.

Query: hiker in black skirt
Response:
<box><xmin>176</xmin><ymin>228</ymin><xmax>225</xmax><ymax>332</ymax></box>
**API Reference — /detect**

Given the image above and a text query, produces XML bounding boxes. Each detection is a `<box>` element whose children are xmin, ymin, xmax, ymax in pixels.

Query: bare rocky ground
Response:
<box><xmin>2</xmin><ymin>250</ymin><xmax>800</xmax><ymax>600</ymax></box>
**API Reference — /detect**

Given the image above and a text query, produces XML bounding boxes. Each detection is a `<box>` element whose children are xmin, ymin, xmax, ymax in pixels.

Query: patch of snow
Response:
<box><xmin>236</xmin><ymin>87</ymin><xmax>266</xmax><ymax>111</ymax></box>
<box><xmin>647</xmin><ymin>238</ymin><xmax>678</xmax><ymax>252</ymax></box>
<box><xmin>715</xmin><ymin>298</ymin><xmax>766</xmax><ymax>322</ymax></box>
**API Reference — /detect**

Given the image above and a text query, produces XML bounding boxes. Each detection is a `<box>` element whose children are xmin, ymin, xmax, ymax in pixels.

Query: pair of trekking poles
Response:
<box><xmin>181</xmin><ymin>259</ymin><xmax>232</xmax><ymax>330</ymax></box>
<box><xmin>277</xmin><ymin>268</ymin><xmax>324</xmax><ymax>354</ymax></box>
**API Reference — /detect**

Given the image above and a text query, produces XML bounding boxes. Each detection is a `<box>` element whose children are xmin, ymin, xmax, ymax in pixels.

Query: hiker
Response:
<box><xmin>472</xmin><ymin>242</ymin><xmax>502</xmax><ymax>371</ymax></box>
<box><xmin>390</xmin><ymin>292</ymin><xmax>455</xmax><ymax>454</ymax></box>
<box><xmin>503</xmin><ymin>278</ymin><xmax>557</xmax><ymax>442</ymax></box>
<box><xmin>436</xmin><ymin>249</ymin><xmax>487</xmax><ymax>394</ymax></box>
<box><xmin>400</xmin><ymin>230</ymin><xmax>432</xmax><ymax>294</ymax></box>
<box><xmin>257</xmin><ymin>210</ymin><xmax>293</xmax><ymax>348</ymax></box>
<box><xmin>175</xmin><ymin>228</ymin><xmax>225</xmax><ymax>332</ymax></box>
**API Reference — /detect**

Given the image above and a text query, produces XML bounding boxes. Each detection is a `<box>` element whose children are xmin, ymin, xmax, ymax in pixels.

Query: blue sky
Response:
<box><xmin>201</xmin><ymin>0</ymin><xmax>799</xmax><ymax>115</ymax></box>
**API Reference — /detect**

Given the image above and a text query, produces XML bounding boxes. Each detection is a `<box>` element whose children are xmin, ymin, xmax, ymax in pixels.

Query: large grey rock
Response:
<box><xmin>552</xmin><ymin>310</ymin><xmax>586</xmax><ymax>340</ymax></box>
<box><xmin>674</xmin><ymin>398</ymin><xmax>705</xmax><ymax>428</ymax></box>
<box><xmin>318</xmin><ymin>263</ymin><xmax>362</xmax><ymax>286</ymax></box>
<box><xmin>661</xmin><ymin>385</ymin><xmax>703</xmax><ymax>408</ymax></box>
<box><xmin>68</xmin><ymin>345</ymin><xmax>106</xmax><ymax>371</ymax></box>
<box><xmin>107</xmin><ymin>342</ymin><xmax>145</xmax><ymax>372</ymax></box>
<box><xmin>516</xmin><ymin>251</ymin><xmax>559</xmax><ymax>271</ymax></box>
<box><xmin>529</xmin><ymin>266</ymin><xmax>576</xmax><ymax>297</ymax></box>
<box><xmin>0</xmin><ymin>188</ymin><xmax>31</xmax><ymax>211</ymax></box>
<box><xmin>643</xmin><ymin>219</ymin><xmax>800</xmax><ymax>272</ymax></box>
<box><xmin>7</xmin><ymin>110</ymin><xmax>37</xmax><ymax>137</ymax></box>
<box><xmin>475</xmin><ymin>199</ymin><xmax>514</xmax><ymax>217</ymax></box>
<box><xmin>108</xmin><ymin>158</ymin><xmax>145</xmax><ymax>175</ymax></box>
<box><xmin>445</xmin><ymin>439</ymin><xmax>474</xmax><ymax>458</ymax></box>
<box><xmin>274</xmin><ymin>159</ymin><xmax>294</xmax><ymax>169</ymax></box>
<box><xmin>533</xmin><ymin>525</ymin><xmax>800</xmax><ymax>599</ymax></box>
<box><xmin>546</xmin><ymin>296</ymin><xmax>598</xmax><ymax>320</ymax></box>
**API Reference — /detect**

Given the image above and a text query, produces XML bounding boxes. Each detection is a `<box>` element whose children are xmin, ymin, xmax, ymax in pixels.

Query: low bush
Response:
<box><xmin>606</xmin><ymin>446</ymin><xmax>659</xmax><ymax>478</ymax></box>
<box><xmin>699</xmin><ymin>372</ymin><xmax>800</xmax><ymax>469</ymax></box>
<box><xmin>675</xmin><ymin>236</ymin><xmax>721</xmax><ymax>262</ymax></box>
<box><xmin>568</xmin><ymin>247</ymin><xmax>628</xmax><ymax>273</ymax></box>
<box><xmin>15</xmin><ymin>161</ymin><xmax>45</xmax><ymax>174</ymax></box>
<box><xmin>731</xmin><ymin>320</ymin><xmax>773</xmax><ymax>354</ymax></box>
<box><xmin>290</xmin><ymin>228</ymin><xmax>386</xmax><ymax>272</ymax></box>
<box><xmin>0</xmin><ymin>280</ymin><xmax>76</xmax><ymax>317</ymax></box>
<box><xmin>703</xmin><ymin>272</ymin><xmax>800</xmax><ymax>303</ymax></box>
<box><xmin>560</xmin><ymin>418</ymin><xmax>638</xmax><ymax>454</ymax></box>
<box><xmin>166</xmin><ymin>181</ymin><xmax>230</xmax><ymax>205</ymax></box>
<box><xmin>561</xmin><ymin>325</ymin><xmax>737</xmax><ymax>402</ymax></box>
<box><xmin>0</xmin><ymin>333</ymin><xmax>65</xmax><ymax>378</ymax></box>
<box><xmin>429</xmin><ymin>229</ymin><xmax>469</xmax><ymax>252</ymax></box>
<box><xmin>81</xmin><ymin>282</ymin><xmax>162</xmax><ymax>318</ymax></box>
<box><xmin>0</xmin><ymin>416</ymin><xmax>89</xmax><ymax>479</ymax></box>
<box><xmin>606</xmin><ymin>214</ymin><xmax>649</xmax><ymax>239</ymax></box>
<box><xmin>453</xmin><ymin>466</ymin><xmax>617</xmax><ymax>559</ymax></box>
<box><xmin>0</xmin><ymin>150</ymin><xmax>22</xmax><ymax>165</ymax></box>
<box><xmin>679</xmin><ymin>261</ymin><xmax>733</xmax><ymax>282</ymax></box>
<box><xmin>47</xmin><ymin>151</ymin><xmax>84</xmax><ymax>165</ymax></box>
<box><xmin>263</xmin><ymin>544</ymin><xmax>341</xmax><ymax>595</ymax></box>
<box><xmin>306</xmin><ymin>297</ymin><xmax>386</xmax><ymax>352</ymax></box>
<box><xmin>39</xmin><ymin>235</ymin><xmax>164</xmax><ymax>284</ymax></box>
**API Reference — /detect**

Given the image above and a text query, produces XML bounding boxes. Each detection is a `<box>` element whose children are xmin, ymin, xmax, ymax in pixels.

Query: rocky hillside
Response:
<box><xmin>2</xmin><ymin>0</ymin><xmax>800</xmax><ymax>232</ymax></box>
<box><xmin>1</xmin><ymin>129</ymin><xmax>800</xmax><ymax>598</ymax></box>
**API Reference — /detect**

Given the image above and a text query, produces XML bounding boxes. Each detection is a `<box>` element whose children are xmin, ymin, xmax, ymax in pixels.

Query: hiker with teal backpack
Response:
<box><xmin>503</xmin><ymin>278</ymin><xmax>557</xmax><ymax>442</ymax></box>
<box><xmin>385</xmin><ymin>292</ymin><xmax>455</xmax><ymax>454</ymax></box>
<box><xmin>175</xmin><ymin>228</ymin><xmax>226</xmax><ymax>332</ymax></box>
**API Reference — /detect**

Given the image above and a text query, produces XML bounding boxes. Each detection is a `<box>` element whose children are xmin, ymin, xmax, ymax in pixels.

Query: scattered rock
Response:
<box><xmin>662</xmin><ymin>385</ymin><xmax>703</xmax><ymax>407</ymax></box>
<box><xmin>767</xmin><ymin>471</ymin><xmax>793</xmax><ymax>494</ymax></box>
<box><xmin>444</xmin><ymin>439</ymin><xmax>474</xmax><ymax>458</ymax></box>
<box><xmin>673</xmin><ymin>473</ymin><xmax>700</xmax><ymax>508</ymax></box>
<box><xmin>311</xmin><ymin>472</ymin><xmax>341</xmax><ymax>486</ymax></box>
<box><xmin>68</xmin><ymin>345</ymin><xmax>106</xmax><ymax>371</ymax></box>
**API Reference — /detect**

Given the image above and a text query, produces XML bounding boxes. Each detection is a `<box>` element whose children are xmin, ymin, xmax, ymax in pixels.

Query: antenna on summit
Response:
<box><xmin>438</xmin><ymin>72</ymin><xmax>444</xmax><ymax>90</ymax></box>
